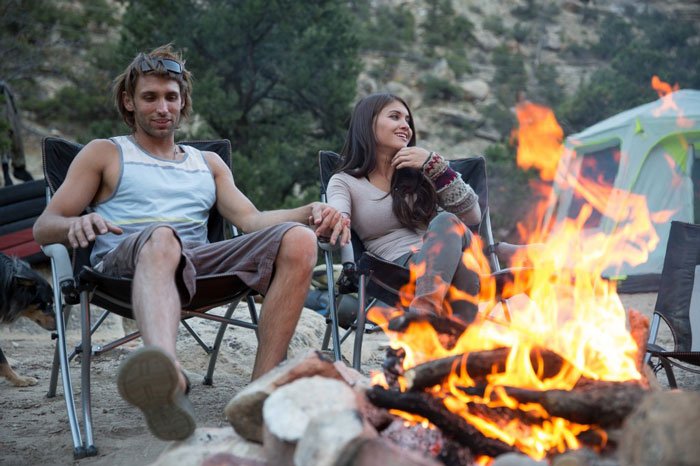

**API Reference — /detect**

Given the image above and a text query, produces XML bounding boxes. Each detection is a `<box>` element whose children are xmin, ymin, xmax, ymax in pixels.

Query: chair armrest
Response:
<box><xmin>41</xmin><ymin>243</ymin><xmax>74</xmax><ymax>287</ymax></box>
<box><xmin>317</xmin><ymin>236</ymin><xmax>343</xmax><ymax>252</ymax></box>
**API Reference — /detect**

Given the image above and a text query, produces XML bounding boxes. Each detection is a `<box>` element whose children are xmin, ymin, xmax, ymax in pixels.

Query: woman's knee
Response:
<box><xmin>429</xmin><ymin>212</ymin><xmax>469</xmax><ymax>238</ymax></box>
<box><xmin>138</xmin><ymin>227</ymin><xmax>182</xmax><ymax>266</ymax></box>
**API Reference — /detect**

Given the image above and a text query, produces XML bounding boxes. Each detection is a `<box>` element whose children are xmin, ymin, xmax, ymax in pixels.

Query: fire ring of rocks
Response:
<box><xmin>150</xmin><ymin>348</ymin><xmax>700</xmax><ymax>466</ymax></box>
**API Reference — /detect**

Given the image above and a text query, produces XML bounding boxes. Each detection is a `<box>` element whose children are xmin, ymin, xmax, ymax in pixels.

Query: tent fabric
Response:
<box><xmin>545</xmin><ymin>90</ymin><xmax>700</xmax><ymax>291</ymax></box>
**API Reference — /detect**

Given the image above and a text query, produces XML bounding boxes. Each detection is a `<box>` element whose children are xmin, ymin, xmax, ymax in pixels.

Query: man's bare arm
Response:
<box><xmin>33</xmin><ymin>139</ymin><xmax>123</xmax><ymax>248</ymax></box>
<box><xmin>205</xmin><ymin>153</ymin><xmax>349</xmax><ymax>245</ymax></box>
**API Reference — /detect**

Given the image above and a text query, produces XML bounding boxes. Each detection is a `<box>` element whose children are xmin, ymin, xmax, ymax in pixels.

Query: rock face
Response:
<box><xmin>618</xmin><ymin>391</ymin><xmax>700</xmax><ymax>466</ymax></box>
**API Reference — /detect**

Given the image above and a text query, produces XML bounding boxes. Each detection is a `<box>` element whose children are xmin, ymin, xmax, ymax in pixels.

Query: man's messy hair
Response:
<box><xmin>112</xmin><ymin>43</ymin><xmax>193</xmax><ymax>130</ymax></box>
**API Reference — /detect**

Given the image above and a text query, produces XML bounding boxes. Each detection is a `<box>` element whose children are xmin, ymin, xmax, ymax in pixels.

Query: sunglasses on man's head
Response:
<box><xmin>139</xmin><ymin>57</ymin><xmax>183</xmax><ymax>75</ymax></box>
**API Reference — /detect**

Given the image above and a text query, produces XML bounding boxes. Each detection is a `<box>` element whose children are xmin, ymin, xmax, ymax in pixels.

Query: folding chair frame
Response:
<box><xmin>644</xmin><ymin>220</ymin><xmax>700</xmax><ymax>388</ymax></box>
<box><xmin>40</xmin><ymin>137</ymin><xmax>259</xmax><ymax>458</ymax></box>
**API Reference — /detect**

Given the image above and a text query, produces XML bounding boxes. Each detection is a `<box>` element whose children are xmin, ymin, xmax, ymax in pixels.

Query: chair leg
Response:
<box><xmin>47</xmin><ymin>304</ymin><xmax>73</xmax><ymax>398</ymax></box>
<box><xmin>324</xmin><ymin>250</ymin><xmax>342</xmax><ymax>362</ymax></box>
<box><xmin>246</xmin><ymin>295</ymin><xmax>259</xmax><ymax>342</ymax></box>
<box><xmin>321</xmin><ymin>320</ymin><xmax>332</xmax><ymax>351</ymax></box>
<box><xmin>48</xmin><ymin>264</ymin><xmax>85</xmax><ymax>458</ymax></box>
<box><xmin>204</xmin><ymin>299</ymin><xmax>240</xmax><ymax>385</ymax></box>
<box><xmin>658</xmin><ymin>356</ymin><xmax>678</xmax><ymax>388</ymax></box>
<box><xmin>352</xmin><ymin>274</ymin><xmax>367</xmax><ymax>370</ymax></box>
<box><xmin>79</xmin><ymin>292</ymin><xmax>98</xmax><ymax>456</ymax></box>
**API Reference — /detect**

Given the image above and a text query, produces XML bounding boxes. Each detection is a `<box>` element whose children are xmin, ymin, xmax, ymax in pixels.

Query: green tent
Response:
<box><xmin>543</xmin><ymin>89</ymin><xmax>700</xmax><ymax>292</ymax></box>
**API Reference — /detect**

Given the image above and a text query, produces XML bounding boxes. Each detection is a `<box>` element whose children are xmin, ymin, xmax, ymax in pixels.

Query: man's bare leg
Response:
<box><xmin>251</xmin><ymin>226</ymin><xmax>317</xmax><ymax>380</ymax></box>
<box><xmin>131</xmin><ymin>227</ymin><xmax>187</xmax><ymax>392</ymax></box>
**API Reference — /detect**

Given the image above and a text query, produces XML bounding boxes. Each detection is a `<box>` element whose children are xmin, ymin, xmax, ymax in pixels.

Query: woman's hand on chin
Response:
<box><xmin>392</xmin><ymin>147</ymin><xmax>432</xmax><ymax>170</ymax></box>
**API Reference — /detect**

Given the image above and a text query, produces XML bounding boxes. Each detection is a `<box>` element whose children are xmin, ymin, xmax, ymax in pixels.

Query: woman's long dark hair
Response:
<box><xmin>337</xmin><ymin>93</ymin><xmax>437</xmax><ymax>230</ymax></box>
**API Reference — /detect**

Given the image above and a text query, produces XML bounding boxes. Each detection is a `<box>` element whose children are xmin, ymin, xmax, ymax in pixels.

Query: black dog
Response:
<box><xmin>0</xmin><ymin>252</ymin><xmax>54</xmax><ymax>386</ymax></box>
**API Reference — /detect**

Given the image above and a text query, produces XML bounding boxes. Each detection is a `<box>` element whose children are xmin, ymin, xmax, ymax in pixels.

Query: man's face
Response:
<box><xmin>124</xmin><ymin>74</ymin><xmax>183</xmax><ymax>138</ymax></box>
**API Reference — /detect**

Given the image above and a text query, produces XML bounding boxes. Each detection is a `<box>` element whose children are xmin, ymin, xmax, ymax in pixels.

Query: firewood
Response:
<box><xmin>404</xmin><ymin>347</ymin><xmax>568</xmax><ymax>391</ymax></box>
<box><xmin>457</xmin><ymin>380</ymin><xmax>646</xmax><ymax>427</ymax></box>
<box><xmin>366</xmin><ymin>386</ymin><xmax>517</xmax><ymax>457</ymax></box>
<box><xmin>388</xmin><ymin>313</ymin><xmax>467</xmax><ymax>341</ymax></box>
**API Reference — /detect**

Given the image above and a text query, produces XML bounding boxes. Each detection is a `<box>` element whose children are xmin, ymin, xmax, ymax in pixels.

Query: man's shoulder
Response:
<box><xmin>81</xmin><ymin>137</ymin><xmax>118</xmax><ymax>153</ymax></box>
<box><xmin>75</xmin><ymin>138</ymin><xmax>120</xmax><ymax>167</ymax></box>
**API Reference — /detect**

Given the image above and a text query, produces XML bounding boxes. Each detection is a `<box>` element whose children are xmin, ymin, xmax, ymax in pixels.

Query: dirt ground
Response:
<box><xmin>1</xmin><ymin>286</ymin><xmax>699</xmax><ymax>466</ymax></box>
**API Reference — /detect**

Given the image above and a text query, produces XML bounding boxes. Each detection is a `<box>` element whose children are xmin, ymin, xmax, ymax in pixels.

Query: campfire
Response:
<box><xmin>361</xmin><ymin>90</ymin><xmax>676</xmax><ymax>463</ymax></box>
<box><xmin>217</xmin><ymin>78</ymin><xmax>698</xmax><ymax>466</ymax></box>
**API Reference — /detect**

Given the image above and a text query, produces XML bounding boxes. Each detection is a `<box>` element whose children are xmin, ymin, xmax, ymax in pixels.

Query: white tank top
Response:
<box><xmin>90</xmin><ymin>135</ymin><xmax>216</xmax><ymax>264</ymax></box>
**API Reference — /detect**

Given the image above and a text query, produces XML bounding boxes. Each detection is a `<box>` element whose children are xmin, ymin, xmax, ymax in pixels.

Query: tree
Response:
<box><xmin>0</xmin><ymin>0</ymin><xmax>116</xmax><ymax>97</ymax></box>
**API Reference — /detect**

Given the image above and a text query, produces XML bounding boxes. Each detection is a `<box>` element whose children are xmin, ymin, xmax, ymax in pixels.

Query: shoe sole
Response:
<box><xmin>117</xmin><ymin>347</ymin><xmax>195</xmax><ymax>441</ymax></box>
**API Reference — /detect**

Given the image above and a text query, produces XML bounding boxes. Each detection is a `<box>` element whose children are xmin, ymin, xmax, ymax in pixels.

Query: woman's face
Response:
<box><xmin>373</xmin><ymin>100</ymin><xmax>412</xmax><ymax>155</ymax></box>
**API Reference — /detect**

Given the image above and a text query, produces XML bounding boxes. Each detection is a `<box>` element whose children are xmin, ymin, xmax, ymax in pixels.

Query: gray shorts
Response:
<box><xmin>97</xmin><ymin>222</ymin><xmax>302</xmax><ymax>305</ymax></box>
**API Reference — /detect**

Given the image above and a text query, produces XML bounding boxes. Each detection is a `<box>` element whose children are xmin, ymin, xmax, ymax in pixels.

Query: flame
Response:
<box><xmin>512</xmin><ymin>101</ymin><xmax>564</xmax><ymax>181</ymax></box>
<box><xmin>651</xmin><ymin>75</ymin><xmax>693</xmax><ymax>128</ymax></box>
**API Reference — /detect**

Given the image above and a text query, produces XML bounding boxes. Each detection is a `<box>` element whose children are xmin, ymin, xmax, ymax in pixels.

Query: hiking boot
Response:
<box><xmin>117</xmin><ymin>347</ymin><xmax>195</xmax><ymax>441</ymax></box>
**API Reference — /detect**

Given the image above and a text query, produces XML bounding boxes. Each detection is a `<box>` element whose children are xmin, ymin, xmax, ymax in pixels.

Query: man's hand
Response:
<box><xmin>67</xmin><ymin>213</ymin><xmax>123</xmax><ymax>249</ymax></box>
<box><xmin>308</xmin><ymin>202</ymin><xmax>350</xmax><ymax>246</ymax></box>
<box><xmin>391</xmin><ymin>146</ymin><xmax>431</xmax><ymax>170</ymax></box>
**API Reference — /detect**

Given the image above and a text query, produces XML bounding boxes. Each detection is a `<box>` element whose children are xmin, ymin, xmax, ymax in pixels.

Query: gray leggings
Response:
<box><xmin>399</xmin><ymin>212</ymin><xmax>479</xmax><ymax>323</ymax></box>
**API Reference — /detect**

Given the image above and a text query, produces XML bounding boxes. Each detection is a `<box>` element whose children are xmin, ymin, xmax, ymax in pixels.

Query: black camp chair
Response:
<box><xmin>40</xmin><ymin>137</ymin><xmax>259</xmax><ymax>458</ymax></box>
<box><xmin>644</xmin><ymin>220</ymin><xmax>700</xmax><ymax>388</ymax></box>
<box><xmin>318</xmin><ymin>150</ymin><xmax>513</xmax><ymax>369</ymax></box>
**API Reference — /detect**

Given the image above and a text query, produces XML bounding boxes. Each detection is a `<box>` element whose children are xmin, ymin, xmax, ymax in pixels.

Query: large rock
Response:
<box><xmin>261</xmin><ymin>376</ymin><xmax>360</xmax><ymax>466</ymax></box>
<box><xmin>618</xmin><ymin>391</ymin><xmax>700</xmax><ymax>466</ymax></box>
<box><xmin>459</xmin><ymin>79</ymin><xmax>490</xmax><ymax>101</ymax></box>
<box><xmin>225</xmin><ymin>349</ymin><xmax>345</xmax><ymax>443</ymax></box>
<box><xmin>148</xmin><ymin>427</ymin><xmax>265</xmax><ymax>466</ymax></box>
<box><xmin>294</xmin><ymin>409</ymin><xmax>374</xmax><ymax>466</ymax></box>
<box><xmin>336</xmin><ymin>437</ymin><xmax>442</xmax><ymax>466</ymax></box>
<box><xmin>435</xmin><ymin>107</ymin><xmax>483</xmax><ymax>129</ymax></box>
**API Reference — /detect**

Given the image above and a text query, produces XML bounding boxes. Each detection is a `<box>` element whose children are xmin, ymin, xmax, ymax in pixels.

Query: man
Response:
<box><xmin>33</xmin><ymin>44</ymin><xmax>349</xmax><ymax>441</ymax></box>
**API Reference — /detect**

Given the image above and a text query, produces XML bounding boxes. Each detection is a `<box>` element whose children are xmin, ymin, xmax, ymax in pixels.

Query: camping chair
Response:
<box><xmin>40</xmin><ymin>137</ymin><xmax>259</xmax><ymax>458</ymax></box>
<box><xmin>644</xmin><ymin>220</ymin><xmax>700</xmax><ymax>388</ymax></box>
<box><xmin>317</xmin><ymin>151</ymin><xmax>508</xmax><ymax>369</ymax></box>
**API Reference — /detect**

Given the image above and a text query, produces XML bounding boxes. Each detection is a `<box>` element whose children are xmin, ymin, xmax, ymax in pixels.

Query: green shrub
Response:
<box><xmin>420</xmin><ymin>75</ymin><xmax>463</xmax><ymax>103</ymax></box>
<box><xmin>483</xmin><ymin>15</ymin><xmax>506</xmax><ymax>35</ymax></box>
<box><xmin>446</xmin><ymin>51</ymin><xmax>471</xmax><ymax>78</ymax></box>
<box><xmin>362</xmin><ymin>5</ymin><xmax>415</xmax><ymax>53</ymax></box>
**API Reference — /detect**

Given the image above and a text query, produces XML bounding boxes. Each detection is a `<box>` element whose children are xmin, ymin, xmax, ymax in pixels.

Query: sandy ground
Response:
<box><xmin>1</xmin><ymin>284</ymin><xmax>699</xmax><ymax>466</ymax></box>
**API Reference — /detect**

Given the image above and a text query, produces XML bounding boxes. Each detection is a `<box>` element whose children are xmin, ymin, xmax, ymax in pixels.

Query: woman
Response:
<box><xmin>327</xmin><ymin>93</ymin><xmax>485</xmax><ymax>323</ymax></box>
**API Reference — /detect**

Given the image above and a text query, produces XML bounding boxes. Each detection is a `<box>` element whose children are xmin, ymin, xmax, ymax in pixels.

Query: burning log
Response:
<box><xmin>458</xmin><ymin>380</ymin><xmax>646</xmax><ymax>428</ymax></box>
<box><xmin>388</xmin><ymin>313</ymin><xmax>467</xmax><ymax>348</ymax></box>
<box><xmin>404</xmin><ymin>346</ymin><xmax>568</xmax><ymax>391</ymax></box>
<box><xmin>366</xmin><ymin>386</ymin><xmax>517</xmax><ymax>457</ymax></box>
